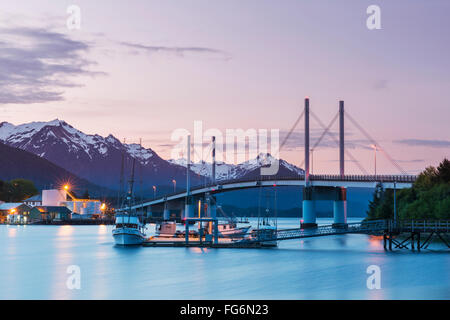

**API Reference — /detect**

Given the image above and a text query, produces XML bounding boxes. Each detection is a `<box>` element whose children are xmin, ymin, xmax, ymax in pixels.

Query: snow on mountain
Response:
<box><xmin>0</xmin><ymin>119</ymin><xmax>155</xmax><ymax>164</ymax></box>
<box><xmin>168</xmin><ymin>159</ymin><xmax>235</xmax><ymax>180</ymax></box>
<box><xmin>0</xmin><ymin>119</ymin><xmax>193</xmax><ymax>190</ymax></box>
<box><xmin>169</xmin><ymin>153</ymin><xmax>304</xmax><ymax>181</ymax></box>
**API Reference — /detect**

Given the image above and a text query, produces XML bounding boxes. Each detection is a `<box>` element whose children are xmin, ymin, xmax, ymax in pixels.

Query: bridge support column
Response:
<box><xmin>301</xmin><ymin>187</ymin><xmax>317</xmax><ymax>228</ymax></box>
<box><xmin>163</xmin><ymin>203</ymin><xmax>170</xmax><ymax>221</ymax></box>
<box><xmin>146</xmin><ymin>206</ymin><xmax>152</xmax><ymax>219</ymax></box>
<box><xmin>333</xmin><ymin>187</ymin><xmax>347</xmax><ymax>228</ymax></box>
<box><xmin>207</xmin><ymin>194</ymin><xmax>219</xmax><ymax>244</ymax></box>
<box><xmin>184</xmin><ymin>199</ymin><xmax>194</xmax><ymax>219</ymax></box>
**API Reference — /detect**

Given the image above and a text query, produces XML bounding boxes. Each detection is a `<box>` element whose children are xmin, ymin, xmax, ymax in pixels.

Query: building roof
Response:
<box><xmin>24</xmin><ymin>194</ymin><xmax>42</xmax><ymax>202</ymax></box>
<box><xmin>0</xmin><ymin>203</ymin><xmax>26</xmax><ymax>210</ymax></box>
<box><xmin>35</xmin><ymin>206</ymin><xmax>72</xmax><ymax>214</ymax></box>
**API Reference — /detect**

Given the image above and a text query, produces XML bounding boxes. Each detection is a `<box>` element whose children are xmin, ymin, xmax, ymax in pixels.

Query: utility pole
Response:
<box><xmin>394</xmin><ymin>180</ymin><xmax>397</xmax><ymax>227</ymax></box>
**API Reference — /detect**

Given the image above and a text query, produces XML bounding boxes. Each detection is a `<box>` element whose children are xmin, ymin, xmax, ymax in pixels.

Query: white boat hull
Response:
<box><xmin>219</xmin><ymin>226</ymin><xmax>251</xmax><ymax>238</ymax></box>
<box><xmin>113</xmin><ymin>228</ymin><xmax>145</xmax><ymax>246</ymax></box>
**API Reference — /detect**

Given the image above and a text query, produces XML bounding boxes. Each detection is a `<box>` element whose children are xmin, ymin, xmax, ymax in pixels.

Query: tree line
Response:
<box><xmin>0</xmin><ymin>179</ymin><xmax>38</xmax><ymax>203</ymax></box>
<box><xmin>367</xmin><ymin>158</ymin><xmax>450</xmax><ymax>220</ymax></box>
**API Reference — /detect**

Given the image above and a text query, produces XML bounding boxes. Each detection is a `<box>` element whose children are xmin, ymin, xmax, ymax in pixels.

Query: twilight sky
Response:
<box><xmin>0</xmin><ymin>0</ymin><xmax>449</xmax><ymax>174</ymax></box>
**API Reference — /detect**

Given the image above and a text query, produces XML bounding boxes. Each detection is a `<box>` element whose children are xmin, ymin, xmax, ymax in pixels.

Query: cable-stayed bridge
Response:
<box><xmin>128</xmin><ymin>98</ymin><xmax>417</xmax><ymax>229</ymax></box>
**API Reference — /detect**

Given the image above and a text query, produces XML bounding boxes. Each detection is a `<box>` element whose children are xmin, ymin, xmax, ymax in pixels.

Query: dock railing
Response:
<box><xmin>390</xmin><ymin>220</ymin><xmax>450</xmax><ymax>233</ymax></box>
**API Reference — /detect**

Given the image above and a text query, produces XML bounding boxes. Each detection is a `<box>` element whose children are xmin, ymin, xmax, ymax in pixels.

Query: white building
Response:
<box><xmin>42</xmin><ymin>189</ymin><xmax>67</xmax><ymax>206</ymax></box>
<box><xmin>64</xmin><ymin>200</ymin><xmax>101</xmax><ymax>216</ymax></box>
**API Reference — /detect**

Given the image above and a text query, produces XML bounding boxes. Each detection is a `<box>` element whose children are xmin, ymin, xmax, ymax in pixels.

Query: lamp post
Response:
<box><xmin>152</xmin><ymin>185</ymin><xmax>156</xmax><ymax>199</ymax></box>
<box><xmin>172</xmin><ymin>179</ymin><xmax>176</xmax><ymax>193</ymax></box>
<box><xmin>394</xmin><ymin>181</ymin><xmax>397</xmax><ymax>228</ymax></box>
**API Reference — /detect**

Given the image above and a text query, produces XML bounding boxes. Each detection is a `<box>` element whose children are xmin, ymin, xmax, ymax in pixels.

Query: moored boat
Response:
<box><xmin>113</xmin><ymin>215</ymin><xmax>146</xmax><ymax>245</ymax></box>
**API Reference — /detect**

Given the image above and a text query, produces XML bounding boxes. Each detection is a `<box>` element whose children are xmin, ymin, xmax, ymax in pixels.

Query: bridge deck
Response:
<box><xmin>128</xmin><ymin>175</ymin><xmax>416</xmax><ymax>211</ymax></box>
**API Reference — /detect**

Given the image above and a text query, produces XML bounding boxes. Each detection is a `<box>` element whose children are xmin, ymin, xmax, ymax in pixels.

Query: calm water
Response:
<box><xmin>1</xmin><ymin>218</ymin><xmax>449</xmax><ymax>300</ymax></box>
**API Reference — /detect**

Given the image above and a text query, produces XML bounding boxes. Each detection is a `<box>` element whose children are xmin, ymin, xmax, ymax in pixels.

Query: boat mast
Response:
<box><xmin>117</xmin><ymin>140</ymin><xmax>125</xmax><ymax>209</ymax></box>
<box><xmin>127</xmin><ymin>157</ymin><xmax>136</xmax><ymax>224</ymax></box>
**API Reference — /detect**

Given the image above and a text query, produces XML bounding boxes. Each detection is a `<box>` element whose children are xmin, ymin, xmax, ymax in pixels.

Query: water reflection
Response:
<box><xmin>0</xmin><ymin>220</ymin><xmax>448</xmax><ymax>300</ymax></box>
<box><xmin>57</xmin><ymin>225</ymin><xmax>74</xmax><ymax>237</ymax></box>
<box><xmin>98</xmin><ymin>225</ymin><xmax>107</xmax><ymax>235</ymax></box>
<box><xmin>8</xmin><ymin>227</ymin><xmax>17</xmax><ymax>238</ymax></box>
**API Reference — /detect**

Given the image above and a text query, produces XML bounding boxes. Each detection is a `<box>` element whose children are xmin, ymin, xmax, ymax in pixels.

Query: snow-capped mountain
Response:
<box><xmin>0</xmin><ymin>119</ymin><xmax>153</xmax><ymax>163</ymax></box>
<box><xmin>0</xmin><ymin>119</ymin><xmax>199</xmax><ymax>191</ymax></box>
<box><xmin>0</xmin><ymin>120</ymin><xmax>304</xmax><ymax>192</ymax></box>
<box><xmin>169</xmin><ymin>153</ymin><xmax>304</xmax><ymax>182</ymax></box>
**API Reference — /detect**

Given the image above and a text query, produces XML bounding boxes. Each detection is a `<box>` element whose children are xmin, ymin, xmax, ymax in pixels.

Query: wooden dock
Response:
<box><xmin>143</xmin><ymin>236</ymin><xmax>277</xmax><ymax>248</ymax></box>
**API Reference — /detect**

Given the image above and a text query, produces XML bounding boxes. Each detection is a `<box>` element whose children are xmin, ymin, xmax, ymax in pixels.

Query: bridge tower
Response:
<box><xmin>301</xmin><ymin>97</ymin><xmax>317</xmax><ymax>228</ymax></box>
<box><xmin>333</xmin><ymin>101</ymin><xmax>348</xmax><ymax>228</ymax></box>
<box><xmin>184</xmin><ymin>135</ymin><xmax>194</xmax><ymax>219</ymax></box>
<box><xmin>211</xmin><ymin>136</ymin><xmax>216</xmax><ymax>185</ymax></box>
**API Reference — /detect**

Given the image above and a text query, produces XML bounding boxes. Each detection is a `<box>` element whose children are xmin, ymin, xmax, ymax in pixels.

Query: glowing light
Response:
<box><xmin>100</xmin><ymin>203</ymin><xmax>106</xmax><ymax>211</ymax></box>
<box><xmin>63</xmin><ymin>184</ymin><xmax>69</xmax><ymax>191</ymax></box>
<box><xmin>10</xmin><ymin>208</ymin><xmax>16</xmax><ymax>214</ymax></box>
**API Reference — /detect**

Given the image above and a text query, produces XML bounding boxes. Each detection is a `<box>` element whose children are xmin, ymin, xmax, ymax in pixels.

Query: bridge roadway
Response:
<box><xmin>130</xmin><ymin>174</ymin><xmax>416</xmax><ymax>210</ymax></box>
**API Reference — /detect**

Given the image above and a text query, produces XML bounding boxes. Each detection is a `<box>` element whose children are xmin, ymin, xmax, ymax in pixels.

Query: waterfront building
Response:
<box><xmin>0</xmin><ymin>203</ymin><xmax>32</xmax><ymax>224</ymax></box>
<box><xmin>23</xmin><ymin>194</ymin><xmax>43</xmax><ymax>207</ymax></box>
<box><xmin>31</xmin><ymin>206</ymin><xmax>72</xmax><ymax>222</ymax></box>
<box><xmin>64</xmin><ymin>200</ymin><xmax>102</xmax><ymax>217</ymax></box>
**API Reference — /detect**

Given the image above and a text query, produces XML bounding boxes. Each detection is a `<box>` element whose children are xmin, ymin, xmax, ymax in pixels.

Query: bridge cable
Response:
<box><xmin>311</xmin><ymin>111</ymin><xmax>339</xmax><ymax>152</ymax></box>
<box><xmin>279</xmin><ymin>110</ymin><xmax>305</xmax><ymax>151</ymax></box>
<box><xmin>345</xmin><ymin>112</ymin><xmax>408</xmax><ymax>175</ymax></box>
<box><xmin>304</xmin><ymin>111</ymin><xmax>369</xmax><ymax>175</ymax></box>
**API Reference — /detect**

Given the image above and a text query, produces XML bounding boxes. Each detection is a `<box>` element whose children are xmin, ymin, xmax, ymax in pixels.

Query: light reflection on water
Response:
<box><xmin>0</xmin><ymin>218</ymin><xmax>448</xmax><ymax>300</ymax></box>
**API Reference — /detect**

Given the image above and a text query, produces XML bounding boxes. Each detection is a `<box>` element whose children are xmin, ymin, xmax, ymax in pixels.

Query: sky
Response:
<box><xmin>0</xmin><ymin>0</ymin><xmax>449</xmax><ymax>174</ymax></box>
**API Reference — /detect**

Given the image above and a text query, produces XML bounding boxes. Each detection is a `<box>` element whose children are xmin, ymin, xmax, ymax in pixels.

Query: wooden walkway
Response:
<box><xmin>141</xmin><ymin>219</ymin><xmax>450</xmax><ymax>250</ymax></box>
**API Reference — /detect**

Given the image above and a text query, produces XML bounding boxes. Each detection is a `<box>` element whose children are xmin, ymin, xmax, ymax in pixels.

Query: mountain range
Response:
<box><xmin>0</xmin><ymin>141</ymin><xmax>110</xmax><ymax>196</ymax></box>
<box><xmin>0</xmin><ymin>120</ymin><xmax>304</xmax><ymax>195</ymax></box>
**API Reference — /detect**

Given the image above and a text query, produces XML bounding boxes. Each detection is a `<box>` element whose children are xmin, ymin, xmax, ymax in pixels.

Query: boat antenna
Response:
<box><xmin>139</xmin><ymin>138</ymin><xmax>144</xmax><ymax>223</ymax></box>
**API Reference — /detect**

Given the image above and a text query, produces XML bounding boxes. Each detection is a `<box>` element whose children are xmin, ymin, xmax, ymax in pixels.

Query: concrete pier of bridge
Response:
<box><xmin>301</xmin><ymin>99</ymin><xmax>348</xmax><ymax>229</ymax></box>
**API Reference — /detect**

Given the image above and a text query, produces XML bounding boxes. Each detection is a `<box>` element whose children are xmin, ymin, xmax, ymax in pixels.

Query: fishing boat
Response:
<box><xmin>112</xmin><ymin>155</ymin><xmax>146</xmax><ymax>246</ymax></box>
<box><xmin>217</xmin><ymin>222</ymin><xmax>251</xmax><ymax>238</ymax></box>
<box><xmin>113</xmin><ymin>215</ymin><xmax>146</xmax><ymax>245</ymax></box>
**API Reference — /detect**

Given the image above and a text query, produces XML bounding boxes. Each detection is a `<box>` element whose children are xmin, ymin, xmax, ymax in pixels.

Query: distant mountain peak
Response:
<box><xmin>169</xmin><ymin>153</ymin><xmax>304</xmax><ymax>181</ymax></box>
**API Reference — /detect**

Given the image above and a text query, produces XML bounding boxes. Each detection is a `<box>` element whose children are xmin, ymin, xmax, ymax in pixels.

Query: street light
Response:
<box><xmin>172</xmin><ymin>179</ymin><xmax>176</xmax><ymax>193</ymax></box>
<box><xmin>152</xmin><ymin>186</ymin><xmax>157</xmax><ymax>198</ymax></box>
<box><xmin>370</xmin><ymin>144</ymin><xmax>377</xmax><ymax>177</ymax></box>
<box><xmin>64</xmin><ymin>184</ymin><xmax>69</xmax><ymax>191</ymax></box>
